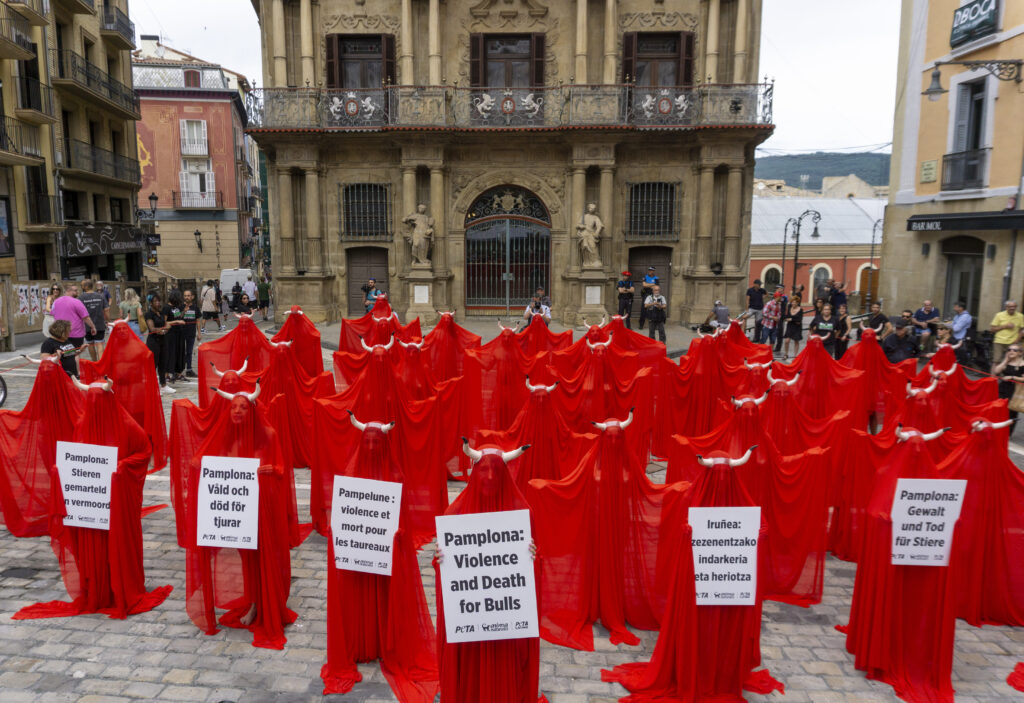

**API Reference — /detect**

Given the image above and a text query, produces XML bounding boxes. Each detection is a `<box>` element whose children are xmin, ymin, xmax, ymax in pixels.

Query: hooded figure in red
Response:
<box><xmin>13</xmin><ymin>379</ymin><xmax>172</xmax><ymax>620</ymax></box>
<box><xmin>272</xmin><ymin>305</ymin><xmax>323</xmax><ymax>379</ymax></box>
<box><xmin>321</xmin><ymin>413</ymin><xmax>439</xmax><ymax>700</ymax></box>
<box><xmin>393</xmin><ymin>338</ymin><xmax>440</xmax><ymax>400</ymax></box>
<box><xmin>771</xmin><ymin>335</ymin><xmax>867</xmax><ymax>422</ymax></box>
<box><xmin>80</xmin><ymin>320</ymin><xmax>167</xmax><ymax>470</ymax></box>
<box><xmin>0</xmin><ymin>356</ymin><xmax>82</xmax><ymax>537</ymax></box>
<box><xmin>339</xmin><ymin>297</ymin><xmax>423</xmax><ymax>353</ymax></box>
<box><xmin>915</xmin><ymin>360</ymin><xmax>997</xmax><ymax>406</ymax></box>
<box><xmin>519</xmin><ymin>313</ymin><xmax>572</xmax><ymax>356</ymax></box>
<box><xmin>840</xmin><ymin>427</ymin><xmax>959</xmax><ymax>703</ymax></box>
<box><xmin>527</xmin><ymin>411</ymin><xmax>668</xmax><ymax>649</ymax></box>
<box><xmin>603</xmin><ymin>447</ymin><xmax>782</xmax><ymax>701</ymax></box>
<box><xmin>182</xmin><ymin>382</ymin><xmax>296</xmax><ymax>649</ymax></box>
<box><xmin>435</xmin><ymin>440</ymin><xmax>545</xmax><ymax>703</ymax></box>
<box><xmin>197</xmin><ymin>316</ymin><xmax>274</xmax><ymax>407</ymax></box>
<box><xmin>422</xmin><ymin>311</ymin><xmax>481</xmax><ymax>382</ymax></box>
<box><xmin>940</xmin><ymin>418</ymin><xmax>1024</xmax><ymax>627</ymax></box>
<box><xmin>900</xmin><ymin>377</ymin><xmax>1006</xmax><ymax>435</ymax></box>
<box><xmin>840</xmin><ymin>327</ymin><xmax>916</xmax><ymax>427</ymax></box>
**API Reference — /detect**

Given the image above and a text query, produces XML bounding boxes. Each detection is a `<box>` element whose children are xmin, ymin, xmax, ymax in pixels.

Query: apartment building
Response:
<box><xmin>246</xmin><ymin>0</ymin><xmax>774</xmax><ymax>324</ymax></box>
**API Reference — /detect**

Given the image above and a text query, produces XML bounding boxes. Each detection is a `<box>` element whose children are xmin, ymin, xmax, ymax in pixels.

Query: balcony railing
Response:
<box><xmin>67</xmin><ymin>139</ymin><xmax>141</xmax><ymax>184</ymax></box>
<box><xmin>0</xmin><ymin>3</ymin><xmax>33</xmax><ymax>56</ymax></box>
<box><xmin>101</xmin><ymin>4</ymin><xmax>135</xmax><ymax>47</ymax></box>
<box><xmin>7</xmin><ymin>0</ymin><xmax>49</xmax><ymax>27</ymax></box>
<box><xmin>51</xmin><ymin>49</ymin><xmax>141</xmax><ymax>117</ymax></box>
<box><xmin>181</xmin><ymin>137</ymin><xmax>207</xmax><ymax>156</ymax></box>
<box><xmin>17</xmin><ymin>76</ymin><xmax>55</xmax><ymax>117</ymax></box>
<box><xmin>942</xmin><ymin>148</ymin><xmax>989</xmax><ymax>191</ymax></box>
<box><xmin>246</xmin><ymin>83</ymin><xmax>774</xmax><ymax>131</ymax></box>
<box><xmin>0</xmin><ymin>116</ymin><xmax>42</xmax><ymax>159</ymax></box>
<box><xmin>172</xmin><ymin>191</ymin><xmax>223</xmax><ymax>209</ymax></box>
<box><xmin>24</xmin><ymin>193</ymin><xmax>62</xmax><ymax>226</ymax></box>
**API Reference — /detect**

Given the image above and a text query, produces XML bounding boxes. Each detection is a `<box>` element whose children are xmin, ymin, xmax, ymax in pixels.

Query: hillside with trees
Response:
<box><xmin>754</xmin><ymin>152</ymin><xmax>890</xmax><ymax>190</ymax></box>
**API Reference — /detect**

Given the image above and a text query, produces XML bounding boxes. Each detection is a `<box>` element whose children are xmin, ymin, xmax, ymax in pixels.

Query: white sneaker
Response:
<box><xmin>160</xmin><ymin>385</ymin><xmax>176</xmax><ymax>395</ymax></box>
<box><xmin>219</xmin><ymin>325</ymin><xmax>226</xmax><ymax>331</ymax></box>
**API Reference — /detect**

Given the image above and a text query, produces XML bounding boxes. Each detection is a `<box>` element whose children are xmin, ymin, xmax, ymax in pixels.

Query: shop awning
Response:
<box><xmin>907</xmin><ymin>210</ymin><xmax>1024</xmax><ymax>232</ymax></box>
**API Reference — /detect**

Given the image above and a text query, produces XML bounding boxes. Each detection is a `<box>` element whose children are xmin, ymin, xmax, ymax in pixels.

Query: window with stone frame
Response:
<box><xmin>628</xmin><ymin>182</ymin><xmax>678</xmax><ymax>237</ymax></box>
<box><xmin>342</xmin><ymin>183</ymin><xmax>391</xmax><ymax>239</ymax></box>
<box><xmin>469</xmin><ymin>33</ymin><xmax>545</xmax><ymax>87</ymax></box>
<box><xmin>622</xmin><ymin>32</ymin><xmax>695</xmax><ymax>87</ymax></box>
<box><xmin>325</xmin><ymin>35</ymin><xmax>396</xmax><ymax>89</ymax></box>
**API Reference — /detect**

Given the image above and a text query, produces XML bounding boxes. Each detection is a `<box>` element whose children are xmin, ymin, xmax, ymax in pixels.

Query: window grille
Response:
<box><xmin>627</xmin><ymin>182</ymin><xmax>678</xmax><ymax>238</ymax></box>
<box><xmin>342</xmin><ymin>183</ymin><xmax>391</xmax><ymax>240</ymax></box>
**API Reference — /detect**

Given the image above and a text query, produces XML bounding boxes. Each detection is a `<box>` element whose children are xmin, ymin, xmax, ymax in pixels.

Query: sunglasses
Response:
<box><xmin>1011</xmin><ymin>348</ymin><xmax>1022</xmax><ymax>353</ymax></box>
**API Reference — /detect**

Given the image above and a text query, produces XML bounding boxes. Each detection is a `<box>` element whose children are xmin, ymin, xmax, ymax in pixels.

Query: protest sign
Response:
<box><xmin>890</xmin><ymin>478</ymin><xmax>967</xmax><ymax>566</ymax></box>
<box><xmin>689</xmin><ymin>506</ymin><xmax>760</xmax><ymax>606</ymax></box>
<box><xmin>435</xmin><ymin>509</ymin><xmax>538</xmax><ymax>643</ymax></box>
<box><xmin>56</xmin><ymin>441</ymin><xmax>117</xmax><ymax>530</ymax></box>
<box><xmin>196</xmin><ymin>456</ymin><xmax>260</xmax><ymax>550</ymax></box>
<box><xmin>330</xmin><ymin>475</ymin><xmax>402</xmax><ymax>576</ymax></box>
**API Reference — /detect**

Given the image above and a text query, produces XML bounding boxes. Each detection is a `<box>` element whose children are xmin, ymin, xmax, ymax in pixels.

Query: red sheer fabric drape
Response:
<box><xmin>197</xmin><ymin>316</ymin><xmax>274</xmax><ymax>407</ymax></box>
<box><xmin>840</xmin><ymin>328</ymin><xmax>916</xmax><ymax>420</ymax></box>
<box><xmin>338</xmin><ymin>298</ymin><xmax>422</xmax><ymax>353</ymax></box>
<box><xmin>259</xmin><ymin>343</ymin><xmax>335</xmax><ymax>468</ymax></box>
<box><xmin>1009</xmin><ymin>663</ymin><xmax>1024</xmax><ymax>692</ymax></box>
<box><xmin>80</xmin><ymin>321</ymin><xmax>167</xmax><ymax>469</ymax></box>
<box><xmin>272</xmin><ymin>306</ymin><xmax>323</xmax><ymax>378</ymax></box>
<box><xmin>13</xmin><ymin>387</ymin><xmax>172</xmax><ymax>620</ymax></box>
<box><xmin>422</xmin><ymin>312</ymin><xmax>481</xmax><ymax>382</ymax></box>
<box><xmin>462</xmin><ymin>332</ymin><xmax>554</xmax><ymax>435</ymax></box>
<box><xmin>518</xmin><ymin>315</ymin><xmax>572</xmax><ymax>356</ymax></box>
<box><xmin>771</xmin><ymin>336</ymin><xmax>867</xmax><ymax>422</ymax></box>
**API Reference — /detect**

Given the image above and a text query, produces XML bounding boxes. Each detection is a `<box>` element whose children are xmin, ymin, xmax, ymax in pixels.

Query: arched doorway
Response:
<box><xmin>942</xmin><ymin>236</ymin><xmax>984</xmax><ymax>317</ymax></box>
<box><xmin>345</xmin><ymin>246</ymin><xmax>388</xmax><ymax>316</ymax></box>
<box><xmin>464</xmin><ymin>186</ymin><xmax>551</xmax><ymax>312</ymax></box>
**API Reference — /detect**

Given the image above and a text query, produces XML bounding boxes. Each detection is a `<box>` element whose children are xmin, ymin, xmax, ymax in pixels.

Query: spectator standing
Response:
<box><xmin>162</xmin><ymin>289</ymin><xmax>187</xmax><ymax>384</ymax></box>
<box><xmin>809</xmin><ymin>302</ymin><xmax>837</xmax><ymax>356</ymax></box>
<box><xmin>830</xmin><ymin>282</ymin><xmax>847</xmax><ymax>311</ymax></box>
<box><xmin>534</xmin><ymin>287</ymin><xmax>551</xmax><ymax>308</ymax></box>
<box><xmin>214</xmin><ymin>284</ymin><xmax>227</xmax><ymax>330</ymax></box>
<box><xmin>639</xmin><ymin>267</ymin><xmax>659</xmax><ymax>330</ymax></box>
<box><xmin>361</xmin><ymin>278</ymin><xmax>382</xmax><ymax>313</ymax></box>
<box><xmin>912</xmin><ymin>300</ymin><xmax>941</xmax><ymax>352</ymax></box>
<box><xmin>200</xmin><ymin>280</ymin><xmax>218</xmax><ymax>333</ymax></box>
<box><xmin>79</xmin><ymin>279</ymin><xmax>108</xmax><ymax>361</ymax></box>
<box><xmin>96</xmin><ymin>280</ymin><xmax>112</xmax><ymax>311</ymax></box>
<box><xmin>522</xmin><ymin>293</ymin><xmax>551</xmax><ymax>325</ymax></box>
<box><xmin>949</xmin><ymin>300</ymin><xmax>972</xmax><ymax>364</ymax></box>
<box><xmin>51</xmin><ymin>284</ymin><xmax>96</xmax><ymax>354</ymax></box>
<box><xmin>644</xmin><ymin>284</ymin><xmax>667</xmax><ymax>343</ymax></box>
<box><xmin>990</xmin><ymin>300</ymin><xmax>1024</xmax><ymax>366</ymax></box>
<box><xmin>834</xmin><ymin>303</ymin><xmax>851</xmax><ymax>359</ymax></box>
<box><xmin>242</xmin><ymin>274</ymin><xmax>258</xmax><ymax>303</ymax></box>
<box><xmin>761</xmin><ymin>290</ymin><xmax>782</xmax><ymax>346</ymax></box>
<box><xmin>704</xmin><ymin>300</ymin><xmax>731</xmax><ymax>330</ymax></box>
<box><xmin>42</xmin><ymin>282</ymin><xmax>62</xmax><ymax>339</ymax></box>
<box><xmin>616</xmin><ymin>271</ymin><xmax>635</xmax><ymax>328</ymax></box>
<box><xmin>231</xmin><ymin>280</ymin><xmax>243</xmax><ymax>311</ymax></box>
<box><xmin>181</xmin><ymin>289</ymin><xmax>200</xmax><ymax>378</ymax></box>
<box><xmin>781</xmin><ymin>299</ymin><xmax>804</xmax><ymax>361</ymax></box>
<box><xmin>119</xmin><ymin>288</ymin><xmax>145</xmax><ymax>340</ymax></box>
<box><xmin>257</xmin><ymin>278</ymin><xmax>271</xmax><ymax>321</ymax></box>
<box><xmin>993</xmin><ymin>343</ymin><xmax>1024</xmax><ymax>430</ymax></box>
<box><xmin>773</xmin><ymin>286</ymin><xmax>788</xmax><ymax>353</ymax></box>
<box><xmin>882</xmin><ymin>319</ymin><xmax>920</xmax><ymax>363</ymax></box>
<box><xmin>144</xmin><ymin>293</ymin><xmax>174</xmax><ymax>394</ymax></box>
<box><xmin>859</xmin><ymin>301</ymin><xmax>891</xmax><ymax>340</ymax></box>
<box><xmin>40</xmin><ymin>320</ymin><xmax>80</xmax><ymax>377</ymax></box>
<box><xmin>745</xmin><ymin>279</ymin><xmax>766</xmax><ymax>342</ymax></box>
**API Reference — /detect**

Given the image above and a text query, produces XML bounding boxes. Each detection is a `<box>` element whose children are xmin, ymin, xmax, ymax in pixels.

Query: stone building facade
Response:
<box><xmin>247</xmin><ymin>0</ymin><xmax>773</xmax><ymax>325</ymax></box>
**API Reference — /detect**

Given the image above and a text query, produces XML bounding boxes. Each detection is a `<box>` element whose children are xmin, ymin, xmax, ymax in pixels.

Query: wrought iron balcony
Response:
<box><xmin>0</xmin><ymin>3</ymin><xmax>34</xmax><ymax>60</ymax></box>
<box><xmin>66</xmin><ymin>139</ymin><xmax>141</xmax><ymax>185</ymax></box>
<box><xmin>53</xmin><ymin>0</ymin><xmax>94</xmax><ymax>14</ymax></box>
<box><xmin>51</xmin><ymin>50</ymin><xmax>141</xmax><ymax>119</ymax></box>
<box><xmin>172</xmin><ymin>191</ymin><xmax>224</xmax><ymax>209</ymax></box>
<box><xmin>942</xmin><ymin>148</ymin><xmax>990</xmax><ymax>191</ymax></box>
<box><xmin>24</xmin><ymin>193</ymin><xmax>63</xmax><ymax>227</ymax></box>
<box><xmin>15</xmin><ymin>76</ymin><xmax>56</xmax><ymax>124</ymax></box>
<box><xmin>246</xmin><ymin>83</ymin><xmax>774</xmax><ymax>132</ymax></box>
<box><xmin>7</xmin><ymin>0</ymin><xmax>49</xmax><ymax>27</ymax></box>
<box><xmin>181</xmin><ymin>137</ymin><xmax>207</xmax><ymax>156</ymax></box>
<box><xmin>100</xmin><ymin>4</ymin><xmax>135</xmax><ymax>49</ymax></box>
<box><xmin>0</xmin><ymin>116</ymin><xmax>44</xmax><ymax>166</ymax></box>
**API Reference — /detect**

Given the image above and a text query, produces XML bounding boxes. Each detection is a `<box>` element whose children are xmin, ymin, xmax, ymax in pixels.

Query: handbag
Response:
<box><xmin>41</xmin><ymin>313</ymin><xmax>54</xmax><ymax>338</ymax></box>
<box><xmin>1009</xmin><ymin>380</ymin><xmax>1024</xmax><ymax>414</ymax></box>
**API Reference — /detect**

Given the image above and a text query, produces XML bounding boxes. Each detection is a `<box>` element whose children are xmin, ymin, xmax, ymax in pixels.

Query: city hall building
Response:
<box><xmin>247</xmin><ymin>0</ymin><xmax>773</xmax><ymax>324</ymax></box>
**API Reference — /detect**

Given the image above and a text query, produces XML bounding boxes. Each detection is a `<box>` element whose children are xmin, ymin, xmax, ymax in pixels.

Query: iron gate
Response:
<box><xmin>464</xmin><ymin>186</ymin><xmax>551</xmax><ymax>312</ymax></box>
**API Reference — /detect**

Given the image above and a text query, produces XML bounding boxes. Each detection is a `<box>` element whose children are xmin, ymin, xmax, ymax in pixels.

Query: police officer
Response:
<box><xmin>639</xmin><ymin>266</ymin><xmax>659</xmax><ymax>330</ymax></box>
<box><xmin>616</xmin><ymin>271</ymin><xmax>635</xmax><ymax>328</ymax></box>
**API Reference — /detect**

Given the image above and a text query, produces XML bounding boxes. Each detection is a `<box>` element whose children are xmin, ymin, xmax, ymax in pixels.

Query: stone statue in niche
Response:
<box><xmin>403</xmin><ymin>204</ymin><xmax>435</xmax><ymax>266</ymax></box>
<box><xmin>576</xmin><ymin>202</ymin><xmax>604</xmax><ymax>268</ymax></box>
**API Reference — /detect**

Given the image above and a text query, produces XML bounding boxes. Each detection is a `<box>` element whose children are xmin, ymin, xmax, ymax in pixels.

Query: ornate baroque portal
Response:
<box><xmin>464</xmin><ymin>186</ymin><xmax>551</xmax><ymax>310</ymax></box>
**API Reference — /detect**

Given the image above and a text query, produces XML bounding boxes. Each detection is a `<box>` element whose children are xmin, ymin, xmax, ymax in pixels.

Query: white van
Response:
<box><xmin>219</xmin><ymin>268</ymin><xmax>256</xmax><ymax>294</ymax></box>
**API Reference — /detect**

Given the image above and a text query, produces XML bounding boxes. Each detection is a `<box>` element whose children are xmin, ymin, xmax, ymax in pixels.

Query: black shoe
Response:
<box><xmin>185</xmin><ymin>370</ymin><xmax>197</xmax><ymax>378</ymax></box>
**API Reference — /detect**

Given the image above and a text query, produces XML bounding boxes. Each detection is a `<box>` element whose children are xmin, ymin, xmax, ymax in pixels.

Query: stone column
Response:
<box><xmin>400</xmin><ymin>166</ymin><xmax>416</xmax><ymax>273</ymax></box>
<box><xmin>575</xmin><ymin>0</ymin><xmax>588</xmax><ymax>83</ymax></box>
<box><xmin>300</xmin><ymin>0</ymin><xmax>314</xmax><ymax>86</ymax></box>
<box><xmin>430</xmin><ymin>166</ymin><xmax>446</xmax><ymax>272</ymax></box>
<box><xmin>603</xmin><ymin>0</ymin><xmax>617</xmax><ymax>83</ymax></box>
<box><xmin>733</xmin><ymin>0</ymin><xmax>750</xmax><ymax>83</ymax></box>
<box><xmin>400</xmin><ymin>0</ymin><xmax>414</xmax><ymax>82</ymax></box>
<box><xmin>599</xmin><ymin>166</ymin><xmax>614</xmax><ymax>268</ymax></box>
<box><xmin>428</xmin><ymin>0</ymin><xmax>442</xmax><ymax>84</ymax></box>
<box><xmin>724</xmin><ymin>166</ymin><xmax>743</xmax><ymax>269</ymax></box>
<box><xmin>278</xmin><ymin>168</ymin><xmax>296</xmax><ymax>275</ymax></box>
<box><xmin>571</xmin><ymin>167</ymin><xmax>586</xmax><ymax>269</ymax></box>
<box><xmin>272</xmin><ymin>0</ymin><xmax>287</xmax><ymax>87</ymax></box>
<box><xmin>696</xmin><ymin>166</ymin><xmax>714</xmax><ymax>269</ymax></box>
<box><xmin>706</xmin><ymin>0</ymin><xmax>720</xmax><ymax>83</ymax></box>
<box><xmin>304</xmin><ymin>168</ymin><xmax>322</xmax><ymax>274</ymax></box>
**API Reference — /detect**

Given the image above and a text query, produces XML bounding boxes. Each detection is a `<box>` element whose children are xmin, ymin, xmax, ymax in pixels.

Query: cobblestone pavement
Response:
<box><xmin>0</xmin><ymin>325</ymin><xmax>1021</xmax><ymax>702</ymax></box>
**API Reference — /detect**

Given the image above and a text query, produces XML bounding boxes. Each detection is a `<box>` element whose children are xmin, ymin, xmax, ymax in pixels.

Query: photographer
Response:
<box><xmin>639</xmin><ymin>266</ymin><xmax>659</xmax><ymax>330</ymax></box>
<box><xmin>616</xmin><ymin>271</ymin><xmax>635</xmax><ymax>328</ymax></box>
<box><xmin>523</xmin><ymin>292</ymin><xmax>551</xmax><ymax>326</ymax></box>
<box><xmin>644</xmin><ymin>284</ymin><xmax>667</xmax><ymax>343</ymax></box>
<box><xmin>361</xmin><ymin>278</ymin><xmax>383</xmax><ymax>313</ymax></box>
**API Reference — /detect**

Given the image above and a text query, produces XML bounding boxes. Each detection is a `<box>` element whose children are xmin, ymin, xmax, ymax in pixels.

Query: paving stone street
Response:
<box><xmin>0</xmin><ymin>322</ymin><xmax>1021</xmax><ymax>702</ymax></box>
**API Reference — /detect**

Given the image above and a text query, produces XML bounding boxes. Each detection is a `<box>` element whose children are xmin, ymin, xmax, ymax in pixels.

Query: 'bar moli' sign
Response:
<box><xmin>951</xmin><ymin>0</ymin><xmax>999</xmax><ymax>47</ymax></box>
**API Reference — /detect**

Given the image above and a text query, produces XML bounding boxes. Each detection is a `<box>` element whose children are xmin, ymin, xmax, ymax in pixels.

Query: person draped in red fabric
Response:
<box><xmin>321</xmin><ymin>412</ymin><xmax>438</xmax><ymax>700</ymax></box>
<box><xmin>840</xmin><ymin>326</ymin><xmax>916</xmax><ymax>432</ymax></box>
<box><xmin>940</xmin><ymin>418</ymin><xmax>1024</xmax><ymax>627</ymax></box>
<box><xmin>422</xmin><ymin>310</ymin><xmax>481</xmax><ymax>383</ymax></box>
<box><xmin>80</xmin><ymin>319</ymin><xmax>168</xmax><ymax>470</ymax></box>
<box><xmin>196</xmin><ymin>315</ymin><xmax>273</xmax><ymax>407</ymax></box>
<box><xmin>841</xmin><ymin>427</ymin><xmax>959</xmax><ymax>703</ymax></box>
<box><xmin>394</xmin><ymin>338</ymin><xmax>439</xmax><ymax>400</ymax></box>
<box><xmin>915</xmin><ymin>361</ymin><xmax>997</xmax><ymax>406</ymax></box>
<box><xmin>338</xmin><ymin>297</ymin><xmax>422</xmax><ymax>353</ymax></box>
<box><xmin>771</xmin><ymin>335</ymin><xmax>867</xmax><ymax>423</ymax></box>
<box><xmin>435</xmin><ymin>439</ymin><xmax>546</xmax><ymax>703</ymax></box>
<box><xmin>182</xmin><ymin>382</ymin><xmax>295</xmax><ymax>649</ymax></box>
<box><xmin>519</xmin><ymin>313</ymin><xmax>572</xmax><ymax>356</ymax></box>
<box><xmin>14</xmin><ymin>378</ymin><xmax>172</xmax><ymax>620</ymax></box>
<box><xmin>0</xmin><ymin>355</ymin><xmax>82</xmax><ymax>537</ymax></box>
<box><xmin>900</xmin><ymin>378</ymin><xmax>1006</xmax><ymax>435</ymax></box>
<box><xmin>603</xmin><ymin>447</ymin><xmax>783</xmax><ymax>701</ymax></box>
<box><xmin>528</xmin><ymin>410</ymin><xmax>668</xmax><ymax>649</ymax></box>
<box><xmin>272</xmin><ymin>305</ymin><xmax>323</xmax><ymax>379</ymax></box>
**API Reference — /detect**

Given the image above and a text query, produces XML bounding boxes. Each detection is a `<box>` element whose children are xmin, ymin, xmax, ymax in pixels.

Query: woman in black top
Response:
<box><xmin>781</xmin><ymin>300</ymin><xmax>805</xmax><ymax>361</ymax></box>
<box><xmin>809</xmin><ymin>303</ymin><xmax>837</xmax><ymax>356</ymax></box>
<box><xmin>163</xmin><ymin>289</ymin><xmax>187</xmax><ymax>384</ymax></box>
<box><xmin>144</xmin><ymin>294</ymin><xmax>173</xmax><ymax>393</ymax></box>
<box><xmin>833</xmin><ymin>303</ymin><xmax>851</xmax><ymax>359</ymax></box>
<box><xmin>994</xmin><ymin>343</ymin><xmax>1024</xmax><ymax>429</ymax></box>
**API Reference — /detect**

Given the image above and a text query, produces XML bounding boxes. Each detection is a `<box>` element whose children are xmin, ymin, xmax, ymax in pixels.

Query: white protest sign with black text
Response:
<box><xmin>56</xmin><ymin>441</ymin><xmax>117</xmax><ymax>530</ymax></box>
<box><xmin>330</xmin><ymin>475</ymin><xmax>402</xmax><ymax>576</ymax></box>
<box><xmin>196</xmin><ymin>456</ymin><xmax>260</xmax><ymax>550</ymax></box>
<box><xmin>435</xmin><ymin>509</ymin><xmax>538</xmax><ymax>643</ymax></box>
<box><xmin>689</xmin><ymin>506</ymin><xmax>760</xmax><ymax>606</ymax></box>
<box><xmin>890</xmin><ymin>478</ymin><xmax>967</xmax><ymax>566</ymax></box>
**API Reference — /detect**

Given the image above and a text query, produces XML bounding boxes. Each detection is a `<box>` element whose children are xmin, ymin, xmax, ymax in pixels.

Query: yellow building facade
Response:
<box><xmin>247</xmin><ymin>0</ymin><xmax>773</xmax><ymax>325</ymax></box>
<box><xmin>883</xmin><ymin>0</ymin><xmax>1024</xmax><ymax>325</ymax></box>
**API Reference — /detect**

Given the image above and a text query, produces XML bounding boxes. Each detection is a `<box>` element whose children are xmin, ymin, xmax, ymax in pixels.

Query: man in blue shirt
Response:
<box><xmin>949</xmin><ymin>300</ymin><xmax>972</xmax><ymax>364</ymax></box>
<box><xmin>638</xmin><ymin>267</ymin><xmax>659</xmax><ymax>330</ymax></box>
<box><xmin>912</xmin><ymin>299</ymin><xmax>940</xmax><ymax>353</ymax></box>
<box><xmin>616</xmin><ymin>271</ymin><xmax>635</xmax><ymax>328</ymax></box>
<box><xmin>362</xmin><ymin>278</ymin><xmax>383</xmax><ymax>312</ymax></box>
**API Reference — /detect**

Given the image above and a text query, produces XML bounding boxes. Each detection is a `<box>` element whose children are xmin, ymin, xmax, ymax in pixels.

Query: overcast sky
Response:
<box><xmin>129</xmin><ymin>0</ymin><xmax>901</xmax><ymax>156</ymax></box>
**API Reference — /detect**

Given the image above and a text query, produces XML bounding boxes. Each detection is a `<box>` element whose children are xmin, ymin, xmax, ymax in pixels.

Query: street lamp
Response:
<box><xmin>867</xmin><ymin>218</ymin><xmax>882</xmax><ymax>307</ymax></box>
<box><xmin>923</xmin><ymin>59</ymin><xmax>1022</xmax><ymax>101</ymax></box>
<box><xmin>786</xmin><ymin>209</ymin><xmax>821</xmax><ymax>294</ymax></box>
<box><xmin>135</xmin><ymin>192</ymin><xmax>158</xmax><ymax>221</ymax></box>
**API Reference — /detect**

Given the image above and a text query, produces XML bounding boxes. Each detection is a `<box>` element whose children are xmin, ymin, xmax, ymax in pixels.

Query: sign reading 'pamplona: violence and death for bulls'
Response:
<box><xmin>436</xmin><ymin>509</ymin><xmax>539</xmax><ymax>643</ymax></box>
<box><xmin>330</xmin><ymin>475</ymin><xmax>402</xmax><ymax>576</ymax></box>
<box><xmin>196</xmin><ymin>456</ymin><xmax>260</xmax><ymax>550</ymax></box>
<box><xmin>56</xmin><ymin>441</ymin><xmax>118</xmax><ymax>530</ymax></box>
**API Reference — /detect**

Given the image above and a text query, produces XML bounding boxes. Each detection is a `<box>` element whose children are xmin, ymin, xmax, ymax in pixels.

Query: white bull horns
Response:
<box><xmin>461</xmin><ymin>437</ymin><xmax>483</xmax><ymax>462</ymax></box>
<box><xmin>360</xmin><ymin>335</ymin><xmax>395</xmax><ymax>352</ymax></box>
<box><xmin>743</xmin><ymin>358</ymin><xmax>772</xmax><ymax>370</ymax></box>
<box><xmin>210</xmin><ymin>357</ymin><xmax>249</xmax><ymax>378</ymax></box>
<box><xmin>895</xmin><ymin>425</ymin><xmax>950</xmax><ymax>442</ymax></box>
<box><xmin>269</xmin><ymin>339</ymin><xmax>293</xmax><ymax>348</ymax></box>
<box><xmin>398</xmin><ymin>338</ymin><xmax>423</xmax><ymax>350</ymax></box>
<box><xmin>906</xmin><ymin>379</ymin><xmax>939</xmax><ymax>397</ymax></box>
<box><xmin>971</xmin><ymin>418</ymin><xmax>1013</xmax><ymax>432</ymax></box>
<box><xmin>930</xmin><ymin>363</ymin><xmax>958</xmax><ymax>378</ymax></box>
<box><xmin>501</xmin><ymin>445</ymin><xmax>530</xmax><ymax>462</ymax></box>
<box><xmin>525</xmin><ymin>376</ymin><xmax>558</xmax><ymax>393</ymax></box>
<box><xmin>586</xmin><ymin>335</ymin><xmax>612</xmax><ymax>350</ymax></box>
<box><xmin>695</xmin><ymin>445</ymin><xmax>758</xmax><ymax>468</ymax></box>
<box><xmin>731</xmin><ymin>391</ymin><xmax>769</xmax><ymax>407</ymax></box>
<box><xmin>766</xmin><ymin>369</ymin><xmax>800</xmax><ymax>387</ymax></box>
<box><xmin>22</xmin><ymin>354</ymin><xmax>56</xmax><ymax>365</ymax></box>
<box><xmin>498</xmin><ymin>319</ymin><xmax>520</xmax><ymax>331</ymax></box>
<box><xmin>284</xmin><ymin>309</ymin><xmax>304</xmax><ymax>315</ymax></box>
<box><xmin>72</xmin><ymin>376</ymin><xmax>113</xmax><ymax>392</ymax></box>
<box><xmin>214</xmin><ymin>380</ymin><xmax>261</xmax><ymax>403</ymax></box>
<box><xmin>347</xmin><ymin>410</ymin><xmax>394</xmax><ymax>433</ymax></box>
<box><xmin>592</xmin><ymin>408</ymin><xmax>634</xmax><ymax>431</ymax></box>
